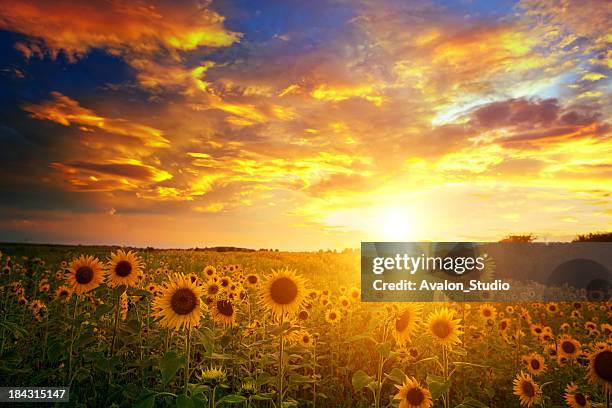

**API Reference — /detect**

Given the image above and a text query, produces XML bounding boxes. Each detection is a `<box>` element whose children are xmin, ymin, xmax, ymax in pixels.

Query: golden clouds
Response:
<box><xmin>0</xmin><ymin>0</ymin><xmax>239</xmax><ymax>59</ymax></box>
<box><xmin>23</xmin><ymin>92</ymin><xmax>170</xmax><ymax>148</ymax></box>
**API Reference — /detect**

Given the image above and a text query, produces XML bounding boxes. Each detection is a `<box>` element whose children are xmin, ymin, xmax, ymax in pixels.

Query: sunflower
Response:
<box><xmin>393</xmin><ymin>304</ymin><xmax>422</xmax><ymax>345</ymax></box>
<box><xmin>512</xmin><ymin>372</ymin><xmax>541</xmax><ymax>407</ymax></box>
<box><xmin>523</xmin><ymin>353</ymin><xmax>546</xmax><ymax>376</ymax></box>
<box><xmin>426</xmin><ymin>307</ymin><xmax>463</xmax><ymax>348</ymax></box>
<box><xmin>65</xmin><ymin>255</ymin><xmax>106</xmax><ymax>295</ymax></box>
<box><xmin>350</xmin><ymin>287</ymin><xmax>360</xmax><ymax>300</ymax></box>
<box><xmin>107</xmin><ymin>249</ymin><xmax>143</xmax><ymax>288</ymax></box>
<box><xmin>54</xmin><ymin>285</ymin><xmax>72</xmax><ymax>301</ymax></box>
<box><xmin>587</xmin><ymin>343</ymin><xmax>612</xmax><ymax>392</ymax></box>
<box><xmin>299</xmin><ymin>331</ymin><xmax>313</xmax><ymax>348</ymax></box>
<box><xmin>200</xmin><ymin>365</ymin><xmax>226</xmax><ymax>385</ymax></box>
<box><xmin>564</xmin><ymin>383</ymin><xmax>591</xmax><ymax>408</ymax></box>
<box><xmin>204</xmin><ymin>281</ymin><xmax>221</xmax><ymax>298</ymax></box>
<box><xmin>479</xmin><ymin>304</ymin><xmax>497</xmax><ymax>320</ymax></box>
<box><xmin>152</xmin><ymin>273</ymin><xmax>204</xmax><ymax>331</ymax></box>
<box><xmin>259</xmin><ymin>268</ymin><xmax>307</xmax><ymax>319</ymax></box>
<box><xmin>203</xmin><ymin>265</ymin><xmax>217</xmax><ymax>279</ymax></box>
<box><xmin>245</xmin><ymin>273</ymin><xmax>259</xmax><ymax>287</ymax></box>
<box><xmin>297</xmin><ymin>310</ymin><xmax>309</xmax><ymax>321</ymax></box>
<box><xmin>498</xmin><ymin>318</ymin><xmax>511</xmax><ymax>332</ymax></box>
<box><xmin>338</xmin><ymin>295</ymin><xmax>351</xmax><ymax>309</ymax></box>
<box><xmin>210</xmin><ymin>298</ymin><xmax>236</xmax><ymax>326</ymax></box>
<box><xmin>546</xmin><ymin>302</ymin><xmax>559</xmax><ymax>314</ymax></box>
<box><xmin>558</xmin><ymin>335</ymin><xmax>581</xmax><ymax>359</ymax></box>
<box><xmin>393</xmin><ymin>377</ymin><xmax>432</xmax><ymax>408</ymax></box>
<box><xmin>325</xmin><ymin>308</ymin><xmax>341</xmax><ymax>324</ymax></box>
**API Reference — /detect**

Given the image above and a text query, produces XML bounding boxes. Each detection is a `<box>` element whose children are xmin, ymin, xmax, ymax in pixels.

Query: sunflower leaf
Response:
<box><xmin>352</xmin><ymin>370</ymin><xmax>373</xmax><ymax>391</ymax></box>
<box><xmin>160</xmin><ymin>351</ymin><xmax>186</xmax><ymax>385</ymax></box>
<box><xmin>427</xmin><ymin>374</ymin><xmax>451</xmax><ymax>400</ymax></box>
<box><xmin>384</xmin><ymin>367</ymin><xmax>407</xmax><ymax>384</ymax></box>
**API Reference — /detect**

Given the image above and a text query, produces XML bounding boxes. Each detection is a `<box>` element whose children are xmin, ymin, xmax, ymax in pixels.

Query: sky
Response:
<box><xmin>0</xmin><ymin>0</ymin><xmax>610</xmax><ymax>250</ymax></box>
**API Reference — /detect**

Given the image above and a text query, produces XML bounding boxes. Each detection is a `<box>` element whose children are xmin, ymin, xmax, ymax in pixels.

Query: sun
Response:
<box><xmin>380</xmin><ymin>210</ymin><xmax>412</xmax><ymax>241</ymax></box>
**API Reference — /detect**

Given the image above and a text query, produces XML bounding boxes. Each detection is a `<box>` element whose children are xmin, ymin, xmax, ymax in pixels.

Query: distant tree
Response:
<box><xmin>499</xmin><ymin>234</ymin><xmax>537</xmax><ymax>243</ymax></box>
<box><xmin>573</xmin><ymin>232</ymin><xmax>612</xmax><ymax>242</ymax></box>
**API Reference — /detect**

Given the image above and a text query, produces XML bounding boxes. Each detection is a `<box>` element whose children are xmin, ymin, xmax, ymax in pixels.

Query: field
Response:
<box><xmin>0</xmin><ymin>244</ymin><xmax>610</xmax><ymax>407</ymax></box>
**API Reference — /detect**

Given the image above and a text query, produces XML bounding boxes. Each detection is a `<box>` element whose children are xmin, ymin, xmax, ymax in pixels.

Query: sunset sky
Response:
<box><xmin>0</xmin><ymin>0</ymin><xmax>610</xmax><ymax>250</ymax></box>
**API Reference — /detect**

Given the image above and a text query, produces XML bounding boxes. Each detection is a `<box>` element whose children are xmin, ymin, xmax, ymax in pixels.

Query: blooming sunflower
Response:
<box><xmin>587</xmin><ymin>343</ymin><xmax>612</xmax><ymax>392</ymax></box>
<box><xmin>54</xmin><ymin>285</ymin><xmax>72</xmax><ymax>302</ymax></box>
<box><xmin>512</xmin><ymin>372</ymin><xmax>541</xmax><ymax>407</ymax></box>
<box><xmin>558</xmin><ymin>335</ymin><xmax>581</xmax><ymax>359</ymax></box>
<box><xmin>393</xmin><ymin>304</ymin><xmax>422</xmax><ymax>345</ymax></box>
<box><xmin>259</xmin><ymin>268</ymin><xmax>307</xmax><ymax>319</ymax></box>
<box><xmin>245</xmin><ymin>273</ymin><xmax>259</xmax><ymax>287</ymax></box>
<box><xmin>426</xmin><ymin>307</ymin><xmax>463</xmax><ymax>348</ymax></box>
<box><xmin>479</xmin><ymin>304</ymin><xmax>497</xmax><ymax>320</ymax></box>
<box><xmin>325</xmin><ymin>308</ymin><xmax>341</xmax><ymax>324</ymax></box>
<box><xmin>564</xmin><ymin>383</ymin><xmax>591</xmax><ymax>408</ymax></box>
<box><xmin>299</xmin><ymin>331</ymin><xmax>313</xmax><ymax>348</ymax></box>
<box><xmin>65</xmin><ymin>255</ymin><xmax>106</xmax><ymax>295</ymax></box>
<box><xmin>393</xmin><ymin>377</ymin><xmax>433</xmax><ymax>408</ymax></box>
<box><xmin>204</xmin><ymin>280</ymin><xmax>221</xmax><ymax>298</ymax></box>
<box><xmin>152</xmin><ymin>273</ymin><xmax>204</xmax><ymax>331</ymax></box>
<box><xmin>203</xmin><ymin>265</ymin><xmax>217</xmax><ymax>280</ymax></box>
<box><xmin>210</xmin><ymin>298</ymin><xmax>236</xmax><ymax>326</ymax></box>
<box><xmin>107</xmin><ymin>249</ymin><xmax>143</xmax><ymax>288</ymax></box>
<box><xmin>523</xmin><ymin>353</ymin><xmax>546</xmax><ymax>376</ymax></box>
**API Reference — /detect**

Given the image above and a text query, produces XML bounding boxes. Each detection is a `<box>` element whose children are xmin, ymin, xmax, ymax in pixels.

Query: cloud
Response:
<box><xmin>23</xmin><ymin>92</ymin><xmax>170</xmax><ymax>148</ymax></box>
<box><xmin>0</xmin><ymin>0</ymin><xmax>240</xmax><ymax>60</ymax></box>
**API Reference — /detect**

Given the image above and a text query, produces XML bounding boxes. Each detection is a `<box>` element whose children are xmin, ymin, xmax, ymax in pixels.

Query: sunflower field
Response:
<box><xmin>0</xmin><ymin>244</ymin><xmax>610</xmax><ymax>408</ymax></box>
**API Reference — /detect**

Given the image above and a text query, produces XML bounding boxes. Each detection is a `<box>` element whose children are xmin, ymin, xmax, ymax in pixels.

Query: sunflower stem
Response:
<box><xmin>67</xmin><ymin>295</ymin><xmax>79</xmax><ymax>385</ymax></box>
<box><xmin>278</xmin><ymin>313</ymin><xmax>285</xmax><ymax>408</ymax></box>
<box><xmin>108</xmin><ymin>286</ymin><xmax>124</xmax><ymax>385</ymax></box>
<box><xmin>185</xmin><ymin>326</ymin><xmax>192</xmax><ymax>394</ymax></box>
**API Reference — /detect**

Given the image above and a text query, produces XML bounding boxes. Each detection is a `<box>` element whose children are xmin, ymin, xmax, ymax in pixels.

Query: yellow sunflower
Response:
<box><xmin>299</xmin><ymin>331</ymin><xmax>313</xmax><ymax>348</ymax></box>
<box><xmin>203</xmin><ymin>265</ymin><xmax>217</xmax><ymax>280</ymax></box>
<box><xmin>325</xmin><ymin>308</ymin><xmax>341</xmax><ymax>324</ymax></box>
<box><xmin>558</xmin><ymin>335</ymin><xmax>581</xmax><ymax>359</ymax></box>
<box><xmin>587</xmin><ymin>343</ymin><xmax>612</xmax><ymax>392</ymax></box>
<box><xmin>392</xmin><ymin>303</ymin><xmax>422</xmax><ymax>345</ymax></box>
<box><xmin>210</xmin><ymin>298</ymin><xmax>236</xmax><ymax>326</ymax></box>
<box><xmin>54</xmin><ymin>285</ymin><xmax>72</xmax><ymax>302</ymax></box>
<box><xmin>65</xmin><ymin>255</ymin><xmax>106</xmax><ymax>295</ymax></box>
<box><xmin>107</xmin><ymin>249</ymin><xmax>144</xmax><ymax>288</ymax></box>
<box><xmin>245</xmin><ymin>273</ymin><xmax>259</xmax><ymax>287</ymax></box>
<box><xmin>393</xmin><ymin>377</ymin><xmax>433</xmax><ymax>408</ymax></box>
<box><xmin>426</xmin><ymin>307</ymin><xmax>463</xmax><ymax>348</ymax></box>
<box><xmin>564</xmin><ymin>383</ymin><xmax>591</xmax><ymax>408</ymax></box>
<box><xmin>523</xmin><ymin>353</ymin><xmax>546</xmax><ymax>376</ymax></box>
<box><xmin>259</xmin><ymin>268</ymin><xmax>307</xmax><ymax>319</ymax></box>
<box><xmin>152</xmin><ymin>273</ymin><xmax>204</xmax><ymax>331</ymax></box>
<box><xmin>479</xmin><ymin>304</ymin><xmax>497</xmax><ymax>320</ymax></box>
<box><xmin>512</xmin><ymin>372</ymin><xmax>541</xmax><ymax>407</ymax></box>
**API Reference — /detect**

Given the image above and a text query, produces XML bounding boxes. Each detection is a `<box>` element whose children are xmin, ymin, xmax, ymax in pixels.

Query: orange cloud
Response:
<box><xmin>23</xmin><ymin>92</ymin><xmax>170</xmax><ymax>148</ymax></box>
<box><xmin>0</xmin><ymin>0</ymin><xmax>240</xmax><ymax>60</ymax></box>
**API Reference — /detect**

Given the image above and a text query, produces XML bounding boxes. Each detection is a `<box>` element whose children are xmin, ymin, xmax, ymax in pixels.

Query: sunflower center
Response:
<box><xmin>530</xmin><ymin>359</ymin><xmax>540</xmax><ymax>370</ymax></box>
<box><xmin>115</xmin><ymin>260</ymin><xmax>132</xmax><ymax>277</ymax></box>
<box><xmin>75</xmin><ymin>266</ymin><xmax>94</xmax><ymax>284</ymax></box>
<box><xmin>500</xmin><ymin>321</ymin><xmax>507</xmax><ymax>330</ymax></box>
<box><xmin>170</xmin><ymin>288</ymin><xmax>198</xmax><ymax>315</ymax></box>
<box><xmin>269</xmin><ymin>277</ymin><xmax>298</xmax><ymax>304</ymax></box>
<box><xmin>248</xmin><ymin>275</ymin><xmax>258</xmax><ymax>284</ymax></box>
<box><xmin>405</xmin><ymin>388</ymin><xmax>425</xmax><ymax>405</ymax></box>
<box><xmin>208</xmin><ymin>284</ymin><xmax>220</xmax><ymax>295</ymax></box>
<box><xmin>302</xmin><ymin>335</ymin><xmax>310</xmax><ymax>343</ymax></box>
<box><xmin>521</xmin><ymin>381</ymin><xmax>535</xmax><ymax>397</ymax></box>
<box><xmin>561</xmin><ymin>341</ymin><xmax>576</xmax><ymax>354</ymax></box>
<box><xmin>593</xmin><ymin>350</ymin><xmax>612</xmax><ymax>381</ymax></box>
<box><xmin>409</xmin><ymin>348</ymin><xmax>418</xmax><ymax>357</ymax></box>
<box><xmin>330</xmin><ymin>312</ymin><xmax>337</xmax><ymax>319</ymax></box>
<box><xmin>431</xmin><ymin>320</ymin><xmax>451</xmax><ymax>339</ymax></box>
<box><xmin>575</xmin><ymin>393</ymin><xmax>587</xmax><ymax>406</ymax></box>
<box><xmin>298</xmin><ymin>310</ymin><xmax>308</xmax><ymax>320</ymax></box>
<box><xmin>217</xmin><ymin>300</ymin><xmax>234</xmax><ymax>317</ymax></box>
<box><xmin>395</xmin><ymin>311</ymin><xmax>412</xmax><ymax>332</ymax></box>
<box><xmin>483</xmin><ymin>310</ymin><xmax>491</xmax><ymax>317</ymax></box>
